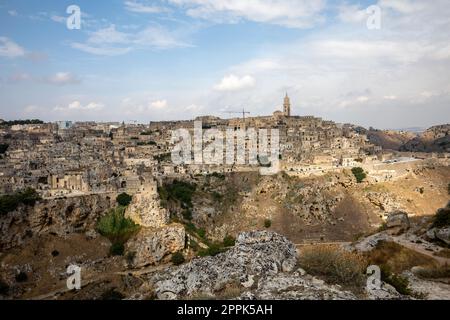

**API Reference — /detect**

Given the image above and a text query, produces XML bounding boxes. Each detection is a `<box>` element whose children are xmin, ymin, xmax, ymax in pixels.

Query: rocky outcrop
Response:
<box><xmin>348</xmin><ymin>232</ymin><xmax>391</xmax><ymax>252</ymax></box>
<box><xmin>405</xmin><ymin>271</ymin><xmax>450</xmax><ymax>300</ymax></box>
<box><xmin>386</xmin><ymin>211</ymin><xmax>410</xmax><ymax>235</ymax></box>
<box><xmin>244</xmin><ymin>272</ymin><xmax>356</xmax><ymax>300</ymax></box>
<box><xmin>365</xmin><ymin>282</ymin><xmax>402</xmax><ymax>300</ymax></box>
<box><xmin>125</xmin><ymin>184</ymin><xmax>168</xmax><ymax>228</ymax></box>
<box><xmin>126</xmin><ymin>223</ymin><xmax>185</xmax><ymax>268</ymax></box>
<box><xmin>123</xmin><ymin>183</ymin><xmax>186</xmax><ymax>268</ymax></box>
<box><xmin>151</xmin><ymin>231</ymin><xmax>296</xmax><ymax>299</ymax></box>
<box><xmin>148</xmin><ymin>231</ymin><xmax>356</xmax><ymax>300</ymax></box>
<box><xmin>0</xmin><ymin>194</ymin><xmax>115</xmax><ymax>250</ymax></box>
<box><xmin>366</xmin><ymin>192</ymin><xmax>402</xmax><ymax>216</ymax></box>
<box><xmin>427</xmin><ymin>227</ymin><xmax>450</xmax><ymax>245</ymax></box>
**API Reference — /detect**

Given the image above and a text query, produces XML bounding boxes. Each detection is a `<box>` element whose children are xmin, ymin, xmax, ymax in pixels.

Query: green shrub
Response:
<box><xmin>97</xmin><ymin>207</ymin><xmax>140</xmax><ymax>243</ymax></box>
<box><xmin>97</xmin><ymin>206</ymin><xmax>140</xmax><ymax>255</ymax></box>
<box><xmin>351</xmin><ymin>167</ymin><xmax>366</xmax><ymax>183</ymax></box>
<box><xmin>380</xmin><ymin>265</ymin><xmax>411</xmax><ymax>295</ymax></box>
<box><xmin>158</xmin><ymin>180</ymin><xmax>197</xmax><ymax>208</ymax></box>
<box><xmin>110</xmin><ymin>242</ymin><xmax>125</xmax><ymax>256</ymax></box>
<box><xmin>171</xmin><ymin>251</ymin><xmax>185</xmax><ymax>265</ymax></box>
<box><xmin>264</xmin><ymin>219</ymin><xmax>272</xmax><ymax>228</ymax></box>
<box><xmin>432</xmin><ymin>206</ymin><xmax>450</xmax><ymax>228</ymax></box>
<box><xmin>0</xmin><ymin>188</ymin><xmax>41</xmax><ymax>215</ymax></box>
<box><xmin>196</xmin><ymin>228</ymin><xmax>206</xmax><ymax>239</ymax></box>
<box><xmin>189</xmin><ymin>239</ymin><xmax>200</xmax><ymax>252</ymax></box>
<box><xmin>198</xmin><ymin>243</ymin><xmax>224</xmax><ymax>257</ymax></box>
<box><xmin>1</xmin><ymin>119</ymin><xmax>43</xmax><ymax>126</ymax></box>
<box><xmin>208</xmin><ymin>172</ymin><xmax>225</xmax><ymax>180</ymax></box>
<box><xmin>116</xmin><ymin>193</ymin><xmax>132</xmax><ymax>206</ymax></box>
<box><xmin>223</xmin><ymin>235</ymin><xmax>236</xmax><ymax>247</ymax></box>
<box><xmin>182</xmin><ymin>209</ymin><xmax>193</xmax><ymax>221</ymax></box>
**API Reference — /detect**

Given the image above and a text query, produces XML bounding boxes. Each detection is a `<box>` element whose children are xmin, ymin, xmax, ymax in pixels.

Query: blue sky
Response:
<box><xmin>0</xmin><ymin>0</ymin><xmax>449</xmax><ymax>129</ymax></box>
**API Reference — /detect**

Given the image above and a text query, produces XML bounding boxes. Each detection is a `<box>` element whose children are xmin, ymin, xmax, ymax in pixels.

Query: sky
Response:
<box><xmin>0</xmin><ymin>0</ymin><xmax>449</xmax><ymax>129</ymax></box>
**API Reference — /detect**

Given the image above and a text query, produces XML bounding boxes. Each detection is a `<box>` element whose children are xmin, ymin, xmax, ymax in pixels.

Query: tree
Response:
<box><xmin>96</xmin><ymin>206</ymin><xmax>140</xmax><ymax>256</ymax></box>
<box><xmin>351</xmin><ymin>167</ymin><xmax>367</xmax><ymax>183</ymax></box>
<box><xmin>0</xmin><ymin>188</ymin><xmax>41</xmax><ymax>215</ymax></box>
<box><xmin>171</xmin><ymin>251</ymin><xmax>185</xmax><ymax>265</ymax></box>
<box><xmin>116</xmin><ymin>193</ymin><xmax>132</xmax><ymax>206</ymax></box>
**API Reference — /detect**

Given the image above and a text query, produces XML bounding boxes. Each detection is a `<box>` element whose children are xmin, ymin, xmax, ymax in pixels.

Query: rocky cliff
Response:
<box><xmin>0</xmin><ymin>194</ymin><xmax>116</xmax><ymax>250</ymax></box>
<box><xmin>145</xmin><ymin>231</ymin><xmax>356</xmax><ymax>300</ymax></box>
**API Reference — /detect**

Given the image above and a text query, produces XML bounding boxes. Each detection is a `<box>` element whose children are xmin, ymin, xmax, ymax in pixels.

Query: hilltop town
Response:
<box><xmin>0</xmin><ymin>95</ymin><xmax>449</xmax><ymax>300</ymax></box>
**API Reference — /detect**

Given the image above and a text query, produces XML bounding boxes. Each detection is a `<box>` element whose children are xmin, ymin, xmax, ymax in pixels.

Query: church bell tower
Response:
<box><xmin>283</xmin><ymin>93</ymin><xmax>291</xmax><ymax>117</ymax></box>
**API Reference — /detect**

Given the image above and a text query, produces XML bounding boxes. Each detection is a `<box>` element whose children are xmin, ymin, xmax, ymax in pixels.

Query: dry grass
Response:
<box><xmin>187</xmin><ymin>283</ymin><xmax>243</xmax><ymax>300</ymax></box>
<box><xmin>434</xmin><ymin>248</ymin><xmax>450</xmax><ymax>259</ymax></box>
<box><xmin>299</xmin><ymin>245</ymin><xmax>367</xmax><ymax>286</ymax></box>
<box><xmin>366</xmin><ymin>241</ymin><xmax>438</xmax><ymax>274</ymax></box>
<box><xmin>215</xmin><ymin>283</ymin><xmax>242</xmax><ymax>300</ymax></box>
<box><xmin>413</xmin><ymin>264</ymin><xmax>450</xmax><ymax>279</ymax></box>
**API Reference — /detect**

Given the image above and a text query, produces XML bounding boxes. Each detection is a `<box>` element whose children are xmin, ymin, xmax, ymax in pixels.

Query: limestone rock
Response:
<box><xmin>254</xmin><ymin>272</ymin><xmax>356</xmax><ymax>300</ymax></box>
<box><xmin>426</xmin><ymin>228</ymin><xmax>437</xmax><ymax>240</ymax></box>
<box><xmin>386</xmin><ymin>211</ymin><xmax>410</xmax><ymax>235</ymax></box>
<box><xmin>366</xmin><ymin>282</ymin><xmax>402</xmax><ymax>300</ymax></box>
<box><xmin>349</xmin><ymin>232</ymin><xmax>391</xmax><ymax>252</ymax></box>
<box><xmin>428</xmin><ymin>227</ymin><xmax>450</xmax><ymax>245</ymax></box>
<box><xmin>366</xmin><ymin>192</ymin><xmax>402</xmax><ymax>215</ymax></box>
<box><xmin>436</xmin><ymin>228</ymin><xmax>450</xmax><ymax>245</ymax></box>
<box><xmin>125</xmin><ymin>184</ymin><xmax>169</xmax><ymax>229</ymax></box>
<box><xmin>0</xmin><ymin>194</ymin><xmax>114</xmax><ymax>250</ymax></box>
<box><xmin>126</xmin><ymin>223</ymin><xmax>185</xmax><ymax>268</ymax></box>
<box><xmin>404</xmin><ymin>271</ymin><xmax>450</xmax><ymax>300</ymax></box>
<box><xmin>151</xmin><ymin>231</ymin><xmax>297</xmax><ymax>299</ymax></box>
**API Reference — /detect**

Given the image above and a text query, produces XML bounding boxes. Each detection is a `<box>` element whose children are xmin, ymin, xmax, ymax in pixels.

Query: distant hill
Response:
<box><xmin>399</xmin><ymin>124</ymin><xmax>450</xmax><ymax>152</ymax></box>
<box><xmin>356</xmin><ymin>127</ymin><xmax>416</xmax><ymax>150</ymax></box>
<box><xmin>359</xmin><ymin>124</ymin><xmax>450</xmax><ymax>152</ymax></box>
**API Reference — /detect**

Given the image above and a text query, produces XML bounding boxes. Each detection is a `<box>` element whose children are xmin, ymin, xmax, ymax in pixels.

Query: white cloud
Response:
<box><xmin>168</xmin><ymin>0</ymin><xmax>325</xmax><ymax>28</ymax></box>
<box><xmin>214</xmin><ymin>74</ymin><xmax>256</xmax><ymax>91</ymax></box>
<box><xmin>50</xmin><ymin>15</ymin><xmax>66</xmax><ymax>23</ymax></box>
<box><xmin>71</xmin><ymin>42</ymin><xmax>132</xmax><ymax>56</ymax></box>
<box><xmin>8</xmin><ymin>10</ymin><xmax>18</xmax><ymax>17</ymax></box>
<box><xmin>54</xmin><ymin>101</ymin><xmax>104</xmax><ymax>112</ymax></box>
<box><xmin>46</xmin><ymin>72</ymin><xmax>81</xmax><ymax>85</ymax></box>
<box><xmin>150</xmin><ymin>99</ymin><xmax>168</xmax><ymax>109</ymax></box>
<box><xmin>124</xmin><ymin>1</ymin><xmax>168</xmax><ymax>13</ymax></box>
<box><xmin>0</xmin><ymin>37</ymin><xmax>26</xmax><ymax>58</ymax></box>
<box><xmin>71</xmin><ymin>24</ymin><xmax>190</xmax><ymax>56</ymax></box>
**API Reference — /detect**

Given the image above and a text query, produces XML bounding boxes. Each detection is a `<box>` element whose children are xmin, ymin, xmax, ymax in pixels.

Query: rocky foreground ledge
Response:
<box><xmin>135</xmin><ymin>231</ymin><xmax>357</xmax><ymax>300</ymax></box>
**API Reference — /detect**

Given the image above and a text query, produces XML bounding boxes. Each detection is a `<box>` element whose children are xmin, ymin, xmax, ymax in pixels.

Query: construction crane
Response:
<box><xmin>224</xmin><ymin>108</ymin><xmax>251</xmax><ymax>121</ymax></box>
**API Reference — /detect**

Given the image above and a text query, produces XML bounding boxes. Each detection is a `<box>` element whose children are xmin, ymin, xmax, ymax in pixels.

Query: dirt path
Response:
<box><xmin>392</xmin><ymin>237</ymin><xmax>450</xmax><ymax>266</ymax></box>
<box><xmin>30</xmin><ymin>263</ymin><xmax>170</xmax><ymax>300</ymax></box>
